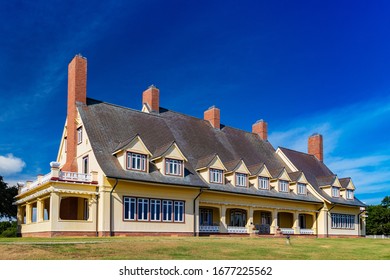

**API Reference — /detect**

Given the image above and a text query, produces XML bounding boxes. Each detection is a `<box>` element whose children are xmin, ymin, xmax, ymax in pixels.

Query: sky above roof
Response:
<box><xmin>1</xmin><ymin>0</ymin><xmax>389</xmax><ymax>205</ymax></box>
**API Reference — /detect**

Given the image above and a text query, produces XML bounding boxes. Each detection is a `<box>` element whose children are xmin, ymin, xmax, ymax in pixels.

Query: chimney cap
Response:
<box><xmin>148</xmin><ymin>84</ymin><xmax>157</xmax><ymax>89</ymax></box>
<box><xmin>255</xmin><ymin>119</ymin><xmax>266</xmax><ymax>124</ymax></box>
<box><xmin>310</xmin><ymin>133</ymin><xmax>322</xmax><ymax>137</ymax></box>
<box><xmin>208</xmin><ymin>105</ymin><xmax>217</xmax><ymax>110</ymax></box>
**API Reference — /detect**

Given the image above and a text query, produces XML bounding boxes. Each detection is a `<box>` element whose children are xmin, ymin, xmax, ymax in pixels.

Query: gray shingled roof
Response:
<box><xmin>279</xmin><ymin>147</ymin><xmax>366</xmax><ymax>207</ymax></box>
<box><xmin>78</xmin><ymin>99</ymin><xmax>322</xmax><ymax>203</ymax></box>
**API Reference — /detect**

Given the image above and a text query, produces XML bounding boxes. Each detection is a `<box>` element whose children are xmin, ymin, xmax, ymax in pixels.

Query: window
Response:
<box><xmin>64</xmin><ymin>137</ymin><xmax>67</xmax><ymax>153</ymax></box>
<box><xmin>259</xmin><ymin>177</ymin><xmax>269</xmax><ymax>190</ymax></box>
<box><xmin>210</xmin><ymin>168</ymin><xmax>223</xmax><ymax>184</ymax></box>
<box><xmin>174</xmin><ymin>201</ymin><xmax>185</xmax><ymax>222</ymax></box>
<box><xmin>165</xmin><ymin>158</ymin><xmax>183</xmax><ymax>176</ymax></box>
<box><xmin>82</xmin><ymin>156</ymin><xmax>89</xmax><ymax>174</ymax></box>
<box><xmin>124</xmin><ymin>197</ymin><xmax>136</xmax><ymax>220</ymax></box>
<box><xmin>127</xmin><ymin>152</ymin><xmax>147</xmax><ymax>171</ymax></box>
<box><xmin>123</xmin><ymin>196</ymin><xmax>185</xmax><ymax>223</ymax></box>
<box><xmin>162</xmin><ymin>200</ymin><xmax>173</xmax><ymax>222</ymax></box>
<box><xmin>83</xmin><ymin>198</ymin><xmax>89</xmax><ymax>220</ymax></box>
<box><xmin>346</xmin><ymin>189</ymin><xmax>354</xmax><ymax>200</ymax></box>
<box><xmin>150</xmin><ymin>199</ymin><xmax>161</xmax><ymax>221</ymax></box>
<box><xmin>332</xmin><ymin>186</ymin><xmax>340</xmax><ymax>197</ymax></box>
<box><xmin>331</xmin><ymin>213</ymin><xmax>355</xmax><ymax>229</ymax></box>
<box><xmin>235</xmin><ymin>173</ymin><xmax>247</xmax><ymax>187</ymax></box>
<box><xmin>279</xmin><ymin>180</ymin><xmax>289</xmax><ymax>192</ymax></box>
<box><xmin>297</xmin><ymin>183</ymin><xmax>306</xmax><ymax>195</ymax></box>
<box><xmin>137</xmin><ymin>198</ymin><xmax>149</xmax><ymax>221</ymax></box>
<box><xmin>77</xmin><ymin>127</ymin><xmax>83</xmax><ymax>144</ymax></box>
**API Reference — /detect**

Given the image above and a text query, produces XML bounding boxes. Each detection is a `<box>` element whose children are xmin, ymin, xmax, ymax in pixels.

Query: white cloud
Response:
<box><xmin>0</xmin><ymin>154</ymin><xmax>26</xmax><ymax>175</ymax></box>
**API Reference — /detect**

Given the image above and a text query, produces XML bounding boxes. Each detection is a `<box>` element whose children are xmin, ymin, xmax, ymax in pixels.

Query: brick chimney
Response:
<box><xmin>308</xmin><ymin>133</ymin><xmax>323</xmax><ymax>162</ymax></box>
<box><xmin>62</xmin><ymin>54</ymin><xmax>87</xmax><ymax>172</ymax></box>
<box><xmin>142</xmin><ymin>85</ymin><xmax>160</xmax><ymax>113</ymax></box>
<box><xmin>252</xmin><ymin>119</ymin><xmax>268</xmax><ymax>140</ymax></box>
<box><xmin>204</xmin><ymin>106</ymin><xmax>220</xmax><ymax>129</ymax></box>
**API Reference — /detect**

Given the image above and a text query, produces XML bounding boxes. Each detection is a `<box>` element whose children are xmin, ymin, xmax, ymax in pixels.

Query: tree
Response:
<box><xmin>0</xmin><ymin>176</ymin><xmax>18</xmax><ymax>220</ymax></box>
<box><xmin>366</xmin><ymin>196</ymin><xmax>390</xmax><ymax>235</ymax></box>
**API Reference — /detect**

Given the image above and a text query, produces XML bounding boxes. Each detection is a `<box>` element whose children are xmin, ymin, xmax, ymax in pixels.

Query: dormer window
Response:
<box><xmin>210</xmin><ymin>168</ymin><xmax>223</xmax><ymax>184</ymax></box>
<box><xmin>332</xmin><ymin>186</ymin><xmax>340</xmax><ymax>197</ymax></box>
<box><xmin>235</xmin><ymin>173</ymin><xmax>247</xmax><ymax>187</ymax></box>
<box><xmin>259</xmin><ymin>177</ymin><xmax>269</xmax><ymax>190</ymax></box>
<box><xmin>297</xmin><ymin>183</ymin><xmax>306</xmax><ymax>195</ymax></box>
<box><xmin>279</xmin><ymin>180</ymin><xmax>289</xmax><ymax>192</ymax></box>
<box><xmin>127</xmin><ymin>152</ymin><xmax>147</xmax><ymax>172</ymax></box>
<box><xmin>165</xmin><ymin>158</ymin><xmax>183</xmax><ymax>176</ymax></box>
<box><xmin>346</xmin><ymin>189</ymin><xmax>354</xmax><ymax>199</ymax></box>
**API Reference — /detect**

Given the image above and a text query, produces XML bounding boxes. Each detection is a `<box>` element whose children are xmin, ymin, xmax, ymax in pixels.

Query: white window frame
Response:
<box><xmin>77</xmin><ymin>126</ymin><xmax>83</xmax><ymax>144</ymax></box>
<box><xmin>235</xmin><ymin>173</ymin><xmax>247</xmax><ymax>187</ymax></box>
<box><xmin>259</xmin><ymin>177</ymin><xmax>269</xmax><ymax>190</ymax></box>
<box><xmin>210</xmin><ymin>168</ymin><xmax>223</xmax><ymax>184</ymax></box>
<box><xmin>279</xmin><ymin>180</ymin><xmax>289</xmax><ymax>192</ymax></box>
<box><xmin>137</xmin><ymin>198</ymin><xmax>149</xmax><ymax>221</ymax></box>
<box><xmin>127</xmin><ymin>152</ymin><xmax>147</xmax><ymax>171</ymax></box>
<box><xmin>332</xmin><ymin>186</ymin><xmax>340</xmax><ymax>197</ymax></box>
<box><xmin>346</xmin><ymin>189</ymin><xmax>354</xmax><ymax>200</ymax></box>
<box><xmin>331</xmin><ymin>213</ymin><xmax>355</xmax><ymax>229</ymax></box>
<box><xmin>124</xmin><ymin>197</ymin><xmax>136</xmax><ymax>221</ymax></box>
<box><xmin>297</xmin><ymin>183</ymin><xmax>306</xmax><ymax>195</ymax></box>
<box><xmin>165</xmin><ymin>158</ymin><xmax>183</xmax><ymax>176</ymax></box>
<box><xmin>150</xmin><ymin>199</ymin><xmax>161</xmax><ymax>221</ymax></box>
<box><xmin>174</xmin><ymin>201</ymin><xmax>185</xmax><ymax>222</ymax></box>
<box><xmin>162</xmin><ymin>200</ymin><xmax>173</xmax><ymax>222</ymax></box>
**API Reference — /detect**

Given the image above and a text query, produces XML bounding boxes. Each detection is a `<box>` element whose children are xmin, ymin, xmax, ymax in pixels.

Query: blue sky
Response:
<box><xmin>0</xmin><ymin>0</ymin><xmax>389</xmax><ymax>205</ymax></box>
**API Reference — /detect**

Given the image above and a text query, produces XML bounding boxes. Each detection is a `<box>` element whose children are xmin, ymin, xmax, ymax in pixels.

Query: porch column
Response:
<box><xmin>50</xmin><ymin>192</ymin><xmax>60</xmax><ymax>230</ymax></box>
<box><xmin>293</xmin><ymin>211</ymin><xmax>300</xmax><ymax>234</ymax></box>
<box><xmin>270</xmin><ymin>209</ymin><xmax>278</xmax><ymax>234</ymax></box>
<box><xmin>220</xmin><ymin>205</ymin><xmax>227</xmax><ymax>233</ymax></box>
<box><xmin>26</xmin><ymin>203</ymin><xmax>32</xmax><ymax>224</ymax></box>
<box><xmin>312</xmin><ymin>213</ymin><xmax>317</xmax><ymax>233</ymax></box>
<box><xmin>247</xmin><ymin>207</ymin><xmax>254</xmax><ymax>233</ymax></box>
<box><xmin>37</xmin><ymin>198</ymin><xmax>44</xmax><ymax>223</ymax></box>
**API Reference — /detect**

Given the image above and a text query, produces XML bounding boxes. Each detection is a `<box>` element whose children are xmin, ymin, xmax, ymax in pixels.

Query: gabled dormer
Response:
<box><xmin>196</xmin><ymin>154</ymin><xmax>227</xmax><ymax>184</ymax></box>
<box><xmin>112</xmin><ymin>135</ymin><xmax>152</xmax><ymax>172</ymax></box>
<box><xmin>270</xmin><ymin>167</ymin><xmax>292</xmax><ymax>193</ymax></box>
<box><xmin>288</xmin><ymin>171</ymin><xmax>309</xmax><ymax>195</ymax></box>
<box><xmin>248</xmin><ymin>163</ymin><xmax>272</xmax><ymax>190</ymax></box>
<box><xmin>151</xmin><ymin>141</ymin><xmax>188</xmax><ymax>177</ymax></box>
<box><xmin>317</xmin><ymin>175</ymin><xmax>342</xmax><ymax>198</ymax></box>
<box><xmin>225</xmin><ymin>159</ymin><xmax>251</xmax><ymax>188</ymax></box>
<box><xmin>340</xmin><ymin>177</ymin><xmax>355</xmax><ymax>200</ymax></box>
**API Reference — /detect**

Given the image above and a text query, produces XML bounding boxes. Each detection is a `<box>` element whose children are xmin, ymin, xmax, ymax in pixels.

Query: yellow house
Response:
<box><xmin>15</xmin><ymin>55</ymin><xmax>366</xmax><ymax>237</ymax></box>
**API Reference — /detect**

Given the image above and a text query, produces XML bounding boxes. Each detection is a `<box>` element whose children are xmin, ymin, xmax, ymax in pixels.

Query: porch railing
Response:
<box><xmin>300</xmin><ymin>229</ymin><xmax>314</xmax><ymax>235</ymax></box>
<box><xmin>199</xmin><ymin>225</ymin><xmax>220</xmax><ymax>233</ymax></box>
<box><xmin>280</xmin><ymin>228</ymin><xmax>294</xmax><ymax>235</ymax></box>
<box><xmin>59</xmin><ymin>171</ymin><xmax>92</xmax><ymax>182</ymax></box>
<box><xmin>227</xmin><ymin>226</ymin><xmax>247</xmax><ymax>234</ymax></box>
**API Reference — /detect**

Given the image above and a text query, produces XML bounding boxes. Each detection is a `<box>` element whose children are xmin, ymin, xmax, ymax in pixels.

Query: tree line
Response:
<box><xmin>366</xmin><ymin>196</ymin><xmax>390</xmax><ymax>235</ymax></box>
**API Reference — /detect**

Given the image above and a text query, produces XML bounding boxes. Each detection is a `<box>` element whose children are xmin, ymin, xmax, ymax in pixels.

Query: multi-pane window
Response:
<box><xmin>150</xmin><ymin>199</ymin><xmax>161</xmax><ymax>221</ymax></box>
<box><xmin>124</xmin><ymin>197</ymin><xmax>185</xmax><ymax>223</ymax></box>
<box><xmin>259</xmin><ymin>177</ymin><xmax>269</xmax><ymax>190</ymax></box>
<box><xmin>346</xmin><ymin>189</ymin><xmax>354</xmax><ymax>200</ymax></box>
<box><xmin>279</xmin><ymin>180</ymin><xmax>289</xmax><ymax>192</ymax></box>
<box><xmin>124</xmin><ymin>197</ymin><xmax>136</xmax><ymax>220</ymax></box>
<box><xmin>137</xmin><ymin>198</ymin><xmax>149</xmax><ymax>221</ymax></box>
<box><xmin>210</xmin><ymin>168</ymin><xmax>223</xmax><ymax>184</ymax></box>
<box><xmin>162</xmin><ymin>200</ymin><xmax>173</xmax><ymax>222</ymax></box>
<box><xmin>332</xmin><ymin>187</ymin><xmax>340</xmax><ymax>197</ymax></box>
<box><xmin>174</xmin><ymin>201</ymin><xmax>185</xmax><ymax>222</ymax></box>
<box><xmin>200</xmin><ymin>209</ymin><xmax>213</xmax><ymax>226</ymax></box>
<box><xmin>127</xmin><ymin>152</ymin><xmax>147</xmax><ymax>171</ymax></box>
<box><xmin>331</xmin><ymin>213</ymin><xmax>355</xmax><ymax>229</ymax></box>
<box><xmin>297</xmin><ymin>183</ymin><xmax>306</xmax><ymax>195</ymax></box>
<box><xmin>235</xmin><ymin>173</ymin><xmax>247</xmax><ymax>187</ymax></box>
<box><xmin>165</xmin><ymin>158</ymin><xmax>183</xmax><ymax>176</ymax></box>
<box><xmin>77</xmin><ymin>127</ymin><xmax>83</xmax><ymax>144</ymax></box>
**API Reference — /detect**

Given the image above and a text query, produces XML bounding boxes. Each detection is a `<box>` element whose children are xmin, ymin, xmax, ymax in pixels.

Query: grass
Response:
<box><xmin>0</xmin><ymin>236</ymin><xmax>389</xmax><ymax>260</ymax></box>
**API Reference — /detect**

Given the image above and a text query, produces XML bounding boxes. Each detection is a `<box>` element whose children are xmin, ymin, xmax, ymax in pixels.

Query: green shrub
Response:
<box><xmin>0</xmin><ymin>221</ymin><xmax>17</xmax><ymax>237</ymax></box>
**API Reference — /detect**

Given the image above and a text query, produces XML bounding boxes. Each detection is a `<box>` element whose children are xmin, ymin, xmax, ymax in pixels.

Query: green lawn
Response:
<box><xmin>0</xmin><ymin>236</ymin><xmax>389</xmax><ymax>260</ymax></box>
